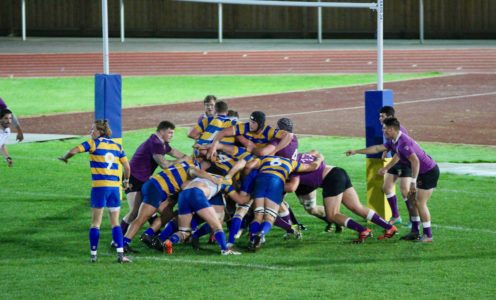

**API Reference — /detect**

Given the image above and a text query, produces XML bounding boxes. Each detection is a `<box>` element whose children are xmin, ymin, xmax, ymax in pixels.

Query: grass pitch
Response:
<box><xmin>1</xmin><ymin>128</ymin><xmax>495</xmax><ymax>299</ymax></box>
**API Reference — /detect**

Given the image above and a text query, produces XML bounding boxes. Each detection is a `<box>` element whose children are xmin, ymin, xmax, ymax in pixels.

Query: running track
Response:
<box><xmin>2</xmin><ymin>48</ymin><xmax>495</xmax><ymax>145</ymax></box>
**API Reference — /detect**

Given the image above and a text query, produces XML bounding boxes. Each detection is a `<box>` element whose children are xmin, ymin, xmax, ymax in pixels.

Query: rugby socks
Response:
<box><xmin>158</xmin><ymin>220</ymin><xmax>178</xmax><ymax>242</ymax></box>
<box><xmin>386</xmin><ymin>193</ymin><xmax>400</xmax><ymax>218</ymax></box>
<box><xmin>169</xmin><ymin>233</ymin><xmax>181</xmax><ymax>244</ymax></box>
<box><xmin>422</xmin><ymin>221</ymin><xmax>432</xmax><ymax>238</ymax></box>
<box><xmin>120</xmin><ymin>220</ymin><xmax>129</xmax><ymax>235</ymax></box>
<box><xmin>344</xmin><ymin>218</ymin><xmax>366</xmax><ymax>233</ymax></box>
<box><xmin>214</xmin><ymin>230</ymin><xmax>228</xmax><ymax>251</ymax></box>
<box><xmin>411</xmin><ymin>216</ymin><xmax>421</xmax><ymax>233</ymax></box>
<box><xmin>143</xmin><ymin>227</ymin><xmax>155</xmax><ymax>237</ymax></box>
<box><xmin>111</xmin><ymin>226</ymin><xmax>124</xmax><ymax>254</ymax></box>
<box><xmin>228</xmin><ymin>215</ymin><xmax>243</xmax><ymax>243</ymax></box>
<box><xmin>123</xmin><ymin>237</ymin><xmax>132</xmax><ymax>246</ymax></box>
<box><xmin>192</xmin><ymin>223</ymin><xmax>212</xmax><ymax>239</ymax></box>
<box><xmin>89</xmin><ymin>227</ymin><xmax>100</xmax><ymax>256</ymax></box>
<box><xmin>367</xmin><ymin>210</ymin><xmax>393</xmax><ymax>230</ymax></box>
<box><xmin>260</xmin><ymin>221</ymin><xmax>273</xmax><ymax>237</ymax></box>
<box><xmin>274</xmin><ymin>216</ymin><xmax>293</xmax><ymax>232</ymax></box>
<box><xmin>249</xmin><ymin>221</ymin><xmax>260</xmax><ymax>241</ymax></box>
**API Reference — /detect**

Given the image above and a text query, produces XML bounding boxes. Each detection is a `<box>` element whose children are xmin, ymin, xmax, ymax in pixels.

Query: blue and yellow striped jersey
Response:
<box><xmin>258</xmin><ymin>156</ymin><xmax>302</xmax><ymax>183</ymax></box>
<box><xmin>234</xmin><ymin>123</ymin><xmax>283</xmax><ymax>147</ymax></box>
<box><xmin>77</xmin><ymin>138</ymin><xmax>128</xmax><ymax>188</ymax></box>
<box><xmin>212</xmin><ymin>146</ymin><xmax>254</xmax><ymax>175</ymax></box>
<box><xmin>151</xmin><ymin>158</ymin><xmax>201</xmax><ymax>200</ymax></box>
<box><xmin>196</xmin><ymin>115</ymin><xmax>237</xmax><ymax>146</ymax></box>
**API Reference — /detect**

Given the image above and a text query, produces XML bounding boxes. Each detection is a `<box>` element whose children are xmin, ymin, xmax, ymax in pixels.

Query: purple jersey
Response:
<box><xmin>292</xmin><ymin>153</ymin><xmax>325</xmax><ymax>189</ymax></box>
<box><xmin>130</xmin><ymin>134</ymin><xmax>172</xmax><ymax>182</ymax></box>
<box><xmin>0</xmin><ymin>98</ymin><xmax>7</xmax><ymax>109</ymax></box>
<box><xmin>269</xmin><ymin>135</ymin><xmax>298</xmax><ymax>160</ymax></box>
<box><xmin>384</xmin><ymin>132</ymin><xmax>436</xmax><ymax>174</ymax></box>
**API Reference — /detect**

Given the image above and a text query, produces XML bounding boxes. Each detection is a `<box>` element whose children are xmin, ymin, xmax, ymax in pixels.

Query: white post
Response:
<box><xmin>317</xmin><ymin>0</ymin><xmax>322</xmax><ymax>44</ymax></box>
<box><xmin>21</xmin><ymin>0</ymin><xmax>26</xmax><ymax>41</ymax></box>
<box><xmin>218</xmin><ymin>3</ymin><xmax>223</xmax><ymax>43</ymax></box>
<box><xmin>102</xmin><ymin>0</ymin><xmax>110</xmax><ymax>74</ymax></box>
<box><xmin>377</xmin><ymin>0</ymin><xmax>383</xmax><ymax>91</ymax></box>
<box><xmin>120</xmin><ymin>0</ymin><xmax>125</xmax><ymax>43</ymax></box>
<box><xmin>419</xmin><ymin>0</ymin><xmax>424</xmax><ymax>44</ymax></box>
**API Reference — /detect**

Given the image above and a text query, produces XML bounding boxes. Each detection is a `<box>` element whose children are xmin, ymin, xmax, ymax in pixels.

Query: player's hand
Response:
<box><xmin>345</xmin><ymin>150</ymin><xmax>355</xmax><ymax>156</ymax></box>
<box><xmin>58</xmin><ymin>156</ymin><xmax>68</xmax><ymax>163</ymax></box>
<box><xmin>16</xmin><ymin>131</ymin><xmax>24</xmax><ymax>142</ymax></box>
<box><xmin>122</xmin><ymin>178</ymin><xmax>130</xmax><ymax>189</ymax></box>
<box><xmin>409</xmin><ymin>181</ymin><xmax>417</xmax><ymax>195</ymax></box>
<box><xmin>222</xmin><ymin>176</ymin><xmax>233</xmax><ymax>186</ymax></box>
<box><xmin>377</xmin><ymin>168</ymin><xmax>387</xmax><ymax>176</ymax></box>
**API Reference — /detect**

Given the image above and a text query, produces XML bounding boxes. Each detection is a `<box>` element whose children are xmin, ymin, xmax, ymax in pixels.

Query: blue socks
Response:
<box><xmin>111</xmin><ymin>226</ymin><xmax>124</xmax><ymax>250</ymax></box>
<box><xmin>214</xmin><ymin>230</ymin><xmax>228</xmax><ymax>251</ymax></box>
<box><xmin>192</xmin><ymin>223</ymin><xmax>212</xmax><ymax>239</ymax></box>
<box><xmin>159</xmin><ymin>220</ymin><xmax>178</xmax><ymax>242</ymax></box>
<box><xmin>228</xmin><ymin>215</ymin><xmax>243</xmax><ymax>243</ymax></box>
<box><xmin>89</xmin><ymin>227</ymin><xmax>100</xmax><ymax>254</ymax></box>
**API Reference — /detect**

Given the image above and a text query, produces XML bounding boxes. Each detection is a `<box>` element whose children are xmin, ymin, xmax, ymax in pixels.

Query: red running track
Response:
<box><xmin>1</xmin><ymin>49</ymin><xmax>495</xmax><ymax>77</ymax></box>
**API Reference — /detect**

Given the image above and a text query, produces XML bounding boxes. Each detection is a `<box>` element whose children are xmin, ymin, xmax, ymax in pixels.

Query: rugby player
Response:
<box><xmin>59</xmin><ymin>120</ymin><xmax>131</xmax><ymax>263</ymax></box>
<box><xmin>0</xmin><ymin>109</ymin><xmax>14</xmax><ymax>167</ymax></box>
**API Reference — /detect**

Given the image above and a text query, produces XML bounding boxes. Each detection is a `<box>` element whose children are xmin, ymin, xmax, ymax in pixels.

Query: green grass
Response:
<box><xmin>1</xmin><ymin>129</ymin><xmax>495</xmax><ymax>299</ymax></box>
<box><xmin>0</xmin><ymin>73</ymin><xmax>440</xmax><ymax>116</ymax></box>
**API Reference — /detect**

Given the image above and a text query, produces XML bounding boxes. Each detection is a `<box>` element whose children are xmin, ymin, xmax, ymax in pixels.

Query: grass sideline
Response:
<box><xmin>0</xmin><ymin>73</ymin><xmax>440</xmax><ymax>116</ymax></box>
<box><xmin>1</xmin><ymin>128</ymin><xmax>495</xmax><ymax>298</ymax></box>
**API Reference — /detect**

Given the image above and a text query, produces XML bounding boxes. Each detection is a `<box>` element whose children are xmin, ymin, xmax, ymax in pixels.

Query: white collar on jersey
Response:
<box><xmin>393</xmin><ymin>131</ymin><xmax>403</xmax><ymax>144</ymax></box>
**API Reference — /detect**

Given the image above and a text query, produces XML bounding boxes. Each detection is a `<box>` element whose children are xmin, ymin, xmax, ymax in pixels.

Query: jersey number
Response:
<box><xmin>104</xmin><ymin>152</ymin><xmax>115</xmax><ymax>169</ymax></box>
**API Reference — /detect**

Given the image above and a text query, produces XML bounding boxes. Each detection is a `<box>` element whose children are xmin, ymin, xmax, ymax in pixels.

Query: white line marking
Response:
<box><xmin>134</xmin><ymin>255</ymin><xmax>294</xmax><ymax>270</ymax></box>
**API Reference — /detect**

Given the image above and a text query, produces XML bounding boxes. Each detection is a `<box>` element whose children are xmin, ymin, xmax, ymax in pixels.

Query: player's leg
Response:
<box><xmin>383</xmin><ymin>172</ymin><xmax>401</xmax><ymax>224</ymax></box>
<box><xmin>228</xmin><ymin>200</ymin><xmax>252</xmax><ymax>245</ymax></box>
<box><xmin>415</xmin><ymin>188</ymin><xmax>434</xmax><ymax>242</ymax></box>
<box><xmin>88</xmin><ymin>188</ymin><xmax>106</xmax><ymax>262</ymax></box>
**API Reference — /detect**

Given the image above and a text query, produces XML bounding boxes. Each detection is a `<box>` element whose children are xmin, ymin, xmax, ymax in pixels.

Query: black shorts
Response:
<box><xmin>417</xmin><ymin>165</ymin><xmax>440</xmax><ymax>190</ymax></box>
<box><xmin>295</xmin><ymin>184</ymin><xmax>317</xmax><ymax>196</ymax></box>
<box><xmin>322</xmin><ymin>167</ymin><xmax>353</xmax><ymax>198</ymax></box>
<box><xmin>125</xmin><ymin>174</ymin><xmax>145</xmax><ymax>194</ymax></box>
<box><xmin>387</xmin><ymin>162</ymin><xmax>412</xmax><ymax>177</ymax></box>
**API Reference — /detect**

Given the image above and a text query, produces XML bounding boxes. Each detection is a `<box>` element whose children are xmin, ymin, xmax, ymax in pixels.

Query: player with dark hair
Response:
<box><xmin>346</xmin><ymin>118</ymin><xmax>440</xmax><ymax>242</ymax></box>
<box><xmin>207</xmin><ymin>111</ymin><xmax>292</xmax><ymax>160</ymax></box>
<box><xmin>121</xmin><ymin>121</ymin><xmax>188</xmax><ymax>236</ymax></box>
<box><xmin>58</xmin><ymin>120</ymin><xmax>131</xmax><ymax>263</ymax></box>
<box><xmin>287</xmin><ymin>151</ymin><xmax>397</xmax><ymax>243</ymax></box>
<box><xmin>379</xmin><ymin>106</ymin><xmax>413</xmax><ymax>226</ymax></box>
<box><xmin>0</xmin><ymin>109</ymin><xmax>14</xmax><ymax>167</ymax></box>
<box><xmin>188</xmin><ymin>100</ymin><xmax>237</xmax><ymax>146</ymax></box>
<box><xmin>0</xmin><ymin>97</ymin><xmax>24</xmax><ymax>142</ymax></box>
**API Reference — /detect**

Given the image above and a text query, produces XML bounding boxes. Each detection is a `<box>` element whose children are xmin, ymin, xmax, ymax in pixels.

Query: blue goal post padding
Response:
<box><xmin>365</xmin><ymin>89</ymin><xmax>393</xmax><ymax>158</ymax></box>
<box><xmin>95</xmin><ymin>74</ymin><xmax>122</xmax><ymax>139</ymax></box>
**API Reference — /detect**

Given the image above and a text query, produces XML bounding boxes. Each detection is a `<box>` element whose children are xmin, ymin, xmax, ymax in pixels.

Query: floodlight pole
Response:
<box><xmin>21</xmin><ymin>0</ymin><xmax>26</xmax><ymax>41</ymax></box>
<box><xmin>317</xmin><ymin>0</ymin><xmax>322</xmax><ymax>44</ymax></box>
<box><xmin>377</xmin><ymin>0</ymin><xmax>383</xmax><ymax>91</ymax></box>
<box><xmin>120</xmin><ymin>0</ymin><xmax>125</xmax><ymax>42</ymax></box>
<box><xmin>218</xmin><ymin>3</ymin><xmax>223</xmax><ymax>43</ymax></box>
<box><xmin>419</xmin><ymin>0</ymin><xmax>424</xmax><ymax>44</ymax></box>
<box><xmin>102</xmin><ymin>0</ymin><xmax>110</xmax><ymax>74</ymax></box>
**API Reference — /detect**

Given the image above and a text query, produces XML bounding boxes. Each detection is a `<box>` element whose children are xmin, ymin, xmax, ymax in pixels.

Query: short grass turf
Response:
<box><xmin>1</xmin><ymin>129</ymin><xmax>495</xmax><ymax>299</ymax></box>
<box><xmin>0</xmin><ymin>73</ymin><xmax>440</xmax><ymax>116</ymax></box>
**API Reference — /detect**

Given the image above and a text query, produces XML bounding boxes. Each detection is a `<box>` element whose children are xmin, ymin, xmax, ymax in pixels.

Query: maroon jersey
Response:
<box><xmin>130</xmin><ymin>134</ymin><xmax>172</xmax><ymax>182</ymax></box>
<box><xmin>269</xmin><ymin>135</ymin><xmax>298</xmax><ymax>160</ymax></box>
<box><xmin>292</xmin><ymin>153</ymin><xmax>325</xmax><ymax>189</ymax></box>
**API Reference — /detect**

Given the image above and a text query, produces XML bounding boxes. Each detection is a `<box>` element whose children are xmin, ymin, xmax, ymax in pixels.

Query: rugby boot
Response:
<box><xmin>353</xmin><ymin>228</ymin><xmax>372</xmax><ymax>244</ymax></box>
<box><xmin>150</xmin><ymin>236</ymin><xmax>165</xmax><ymax>251</ymax></box>
<box><xmin>90</xmin><ymin>254</ymin><xmax>97</xmax><ymax>263</ymax></box>
<box><xmin>164</xmin><ymin>240</ymin><xmax>173</xmax><ymax>255</ymax></box>
<box><xmin>389</xmin><ymin>216</ymin><xmax>403</xmax><ymax>225</ymax></box>
<box><xmin>117</xmin><ymin>253</ymin><xmax>132</xmax><ymax>263</ymax></box>
<box><xmin>140</xmin><ymin>233</ymin><xmax>154</xmax><ymax>248</ymax></box>
<box><xmin>378</xmin><ymin>226</ymin><xmax>398</xmax><ymax>240</ymax></box>
<box><xmin>221</xmin><ymin>249</ymin><xmax>241</xmax><ymax>255</ymax></box>
<box><xmin>416</xmin><ymin>234</ymin><xmax>433</xmax><ymax>243</ymax></box>
<box><xmin>399</xmin><ymin>232</ymin><xmax>420</xmax><ymax>241</ymax></box>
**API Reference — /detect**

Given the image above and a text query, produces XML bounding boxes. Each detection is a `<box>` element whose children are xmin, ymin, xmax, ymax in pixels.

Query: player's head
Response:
<box><xmin>0</xmin><ymin>109</ymin><xmax>12</xmax><ymax>128</ymax></box>
<box><xmin>277</xmin><ymin>117</ymin><xmax>293</xmax><ymax>133</ymax></box>
<box><xmin>192</xmin><ymin>143</ymin><xmax>208</xmax><ymax>160</ymax></box>
<box><xmin>382</xmin><ymin>117</ymin><xmax>401</xmax><ymax>139</ymax></box>
<box><xmin>249</xmin><ymin>111</ymin><xmax>265</xmax><ymax>132</ymax></box>
<box><xmin>215</xmin><ymin>101</ymin><xmax>228</xmax><ymax>114</ymax></box>
<box><xmin>203</xmin><ymin>95</ymin><xmax>217</xmax><ymax>116</ymax></box>
<box><xmin>92</xmin><ymin>119</ymin><xmax>112</xmax><ymax>138</ymax></box>
<box><xmin>227</xmin><ymin>110</ymin><xmax>239</xmax><ymax>121</ymax></box>
<box><xmin>379</xmin><ymin>106</ymin><xmax>395</xmax><ymax>124</ymax></box>
<box><xmin>157</xmin><ymin>120</ymin><xmax>175</xmax><ymax>143</ymax></box>
<box><xmin>0</xmin><ymin>98</ymin><xmax>7</xmax><ymax>110</ymax></box>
